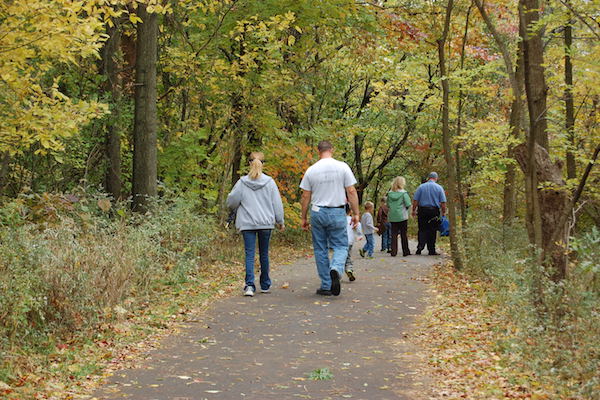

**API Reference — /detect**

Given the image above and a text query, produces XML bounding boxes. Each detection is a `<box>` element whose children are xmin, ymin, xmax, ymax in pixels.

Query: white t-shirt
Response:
<box><xmin>299</xmin><ymin>157</ymin><xmax>357</xmax><ymax>207</ymax></box>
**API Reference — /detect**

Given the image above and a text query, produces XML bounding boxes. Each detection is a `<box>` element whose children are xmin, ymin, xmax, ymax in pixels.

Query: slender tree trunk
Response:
<box><xmin>231</xmin><ymin>133</ymin><xmax>243</xmax><ymax>186</ymax></box>
<box><xmin>503</xmin><ymin>51</ymin><xmax>525</xmax><ymax>223</ymax></box>
<box><xmin>100</xmin><ymin>23</ymin><xmax>122</xmax><ymax>200</ymax></box>
<box><xmin>474</xmin><ymin>0</ymin><xmax>525</xmax><ymax>224</ymax></box>
<box><xmin>456</xmin><ymin>4</ymin><xmax>472</xmax><ymax>228</ymax></box>
<box><xmin>455</xmin><ymin>147</ymin><xmax>467</xmax><ymax>227</ymax></box>
<box><xmin>353</xmin><ymin>80</ymin><xmax>371</xmax><ymax>198</ymax></box>
<box><xmin>438</xmin><ymin>0</ymin><xmax>463</xmax><ymax>270</ymax></box>
<box><xmin>132</xmin><ymin>5</ymin><xmax>158</xmax><ymax>212</ymax></box>
<box><xmin>564</xmin><ymin>7</ymin><xmax>576</xmax><ymax>180</ymax></box>
<box><xmin>230</xmin><ymin>95</ymin><xmax>244</xmax><ymax>186</ymax></box>
<box><xmin>0</xmin><ymin>151</ymin><xmax>10</xmax><ymax>192</ymax></box>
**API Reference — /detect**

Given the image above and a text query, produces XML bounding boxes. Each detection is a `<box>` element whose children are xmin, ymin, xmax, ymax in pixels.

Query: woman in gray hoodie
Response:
<box><xmin>226</xmin><ymin>152</ymin><xmax>285</xmax><ymax>297</ymax></box>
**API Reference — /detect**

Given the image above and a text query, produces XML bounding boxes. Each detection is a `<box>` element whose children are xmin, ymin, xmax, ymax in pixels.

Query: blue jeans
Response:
<box><xmin>242</xmin><ymin>229</ymin><xmax>272</xmax><ymax>290</ymax></box>
<box><xmin>381</xmin><ymin>222</ymin><xmax>391</xmax><ymax>250</ymax></box>
<box><xmin>310</xmin><ymin>207</ymin><xmax>348</xmax><ymax>290</ymax></box>
<box><xmin>363</xmin><ymin>233</ymin><xmax>374</xmax><ymax>257</ymax></box>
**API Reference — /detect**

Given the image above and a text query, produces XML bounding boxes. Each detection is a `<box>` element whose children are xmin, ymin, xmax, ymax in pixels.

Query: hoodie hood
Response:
<box><xmin>387</xmin><ymin>190</ymin><xmax>406</xmax><ymax>202</ymax></box>
<box><xmin>241</xmin><ymin>174</ymin><xmax>272</xmax><ymax>191</ymax></box>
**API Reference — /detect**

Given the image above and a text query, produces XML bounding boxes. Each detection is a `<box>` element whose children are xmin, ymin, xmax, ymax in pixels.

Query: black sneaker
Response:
<box><xmin>416</xmin><ymin>249</ymin><xmax>422</xmax><ymax>255</ymax></box>
<box><xmin>346</xmin><ymin>269</ymin><xmax>356</xmax><ymax>282</ymax></box>
<box><xmin>428</xmin><ymin>252</ymin><xmax>440</xmax><ymax>256</ymax></box>
<box><xmin>316</xmin><ymin>288</ymin><xmax>332</xmax><ymax>296</ymax></box>
<box><xmin>330</xmin><ymin>270</ymin><xmax>341</xmax><ymax>296</ymax></box>
<box><xmin>359</xmin><ymin>248</ymin><xmax>365</xmax><ymax>258</ymax></box>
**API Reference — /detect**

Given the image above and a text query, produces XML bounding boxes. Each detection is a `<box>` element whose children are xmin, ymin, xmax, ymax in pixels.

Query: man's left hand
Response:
<box><xmin>301</xmin><ymin>218</ymin><xmax>310</xmax><ymax>231</ymax></box>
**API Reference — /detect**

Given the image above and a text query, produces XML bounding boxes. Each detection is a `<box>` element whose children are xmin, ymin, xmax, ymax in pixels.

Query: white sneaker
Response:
<box><xmin>244</xmin><ymin>287</ymin><xmax>255</xmax><ymax>297</ymax></box>
<box><xmin>260</xmin><ymin>288</ymin><xmax>271</xmax><ymax>293</ymax></box>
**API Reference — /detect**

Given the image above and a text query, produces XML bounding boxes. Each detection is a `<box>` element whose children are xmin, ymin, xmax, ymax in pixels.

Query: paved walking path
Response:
<box><xmin>94</xmin><ymin>240</ymin><xmax>439</xmax><ymax>400</ymax></box>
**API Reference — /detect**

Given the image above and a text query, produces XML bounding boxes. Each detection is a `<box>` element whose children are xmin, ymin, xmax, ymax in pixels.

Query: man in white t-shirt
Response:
<box><xmin>300</xmin><ymin>140</ymin><xmax>360</xmax><ymax>296</ymax></box>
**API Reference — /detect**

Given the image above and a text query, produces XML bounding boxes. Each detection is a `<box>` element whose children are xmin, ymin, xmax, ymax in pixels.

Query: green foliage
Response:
<box><xmin>0</xmin><ymin>0</ymin><xmax>599</xmax><ymax>395</ymax></box>
<box><xmin>308</xmin><ymin>367</ymin><xmax>334</xmax><ymax>381</ymax></box>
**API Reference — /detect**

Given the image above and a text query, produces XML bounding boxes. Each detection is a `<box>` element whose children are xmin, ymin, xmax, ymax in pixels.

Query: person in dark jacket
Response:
<box><xmin>377</xmin><ymin>198</ymin><xmax>391</xmax><ymax>252</ymax></box>
<box><xmin>387</xmin><ymin>176</ymin><xmax>412</xmax><ymax>257</ymax></box>
<box><xmin>227</xmin><ymin>152</ymin><xmax>285</xmax><ymax>296</ymax></box>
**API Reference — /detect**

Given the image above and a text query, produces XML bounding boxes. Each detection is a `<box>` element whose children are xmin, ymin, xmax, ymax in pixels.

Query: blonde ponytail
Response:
<box><xmin>248</xmin><ymin>152</ymin><xmax>264</xmax><ymax>180</ymax></box>
<box><xmin>391</xmin><ymin>176</ymin><xmax>406</xmax><ymax>191</ymax></box>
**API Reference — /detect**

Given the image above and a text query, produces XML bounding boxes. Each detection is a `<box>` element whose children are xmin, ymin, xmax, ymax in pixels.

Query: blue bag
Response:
<box><xmin>439</xmin><ymin>216</ymin><xmax>450</xmax><ymax>236</ymax></box>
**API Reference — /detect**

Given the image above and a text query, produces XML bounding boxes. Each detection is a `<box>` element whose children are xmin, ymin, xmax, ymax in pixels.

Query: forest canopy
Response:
<box><xmin>0</xmin><ymin>0</ymin><xmax>599</xmax><ymax>397</ymax></box>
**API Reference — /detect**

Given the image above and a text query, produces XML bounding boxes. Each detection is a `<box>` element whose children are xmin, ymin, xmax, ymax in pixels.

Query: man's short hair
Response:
<box><xmin>317</xmin><ymin>140</ymin><xmax>333</xmax><ymax>153</ymax></box>
<box><xmin>428</xmin><ymin>171</ymin><xmax>439</xmax><ymax>179</ymax></box>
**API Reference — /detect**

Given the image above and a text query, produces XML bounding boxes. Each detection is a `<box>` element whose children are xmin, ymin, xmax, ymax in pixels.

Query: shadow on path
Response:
<box><xmin>94</xmin><ymin>239</ymin><xmax>440</xmax><ymax>400</ymax></box>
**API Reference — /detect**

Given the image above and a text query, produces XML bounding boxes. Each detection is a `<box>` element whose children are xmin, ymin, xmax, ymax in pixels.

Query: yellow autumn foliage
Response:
<box><xmin>0</xmin><ymin>0</ymin><xmax>112</xmax><ymax>156</ymax></box>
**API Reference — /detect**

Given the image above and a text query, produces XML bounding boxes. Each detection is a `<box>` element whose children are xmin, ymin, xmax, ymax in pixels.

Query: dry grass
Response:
<box><xmin>0</xmin><ymin>195</ymin><xmax>310</xmax><ymax>399</ymax></box>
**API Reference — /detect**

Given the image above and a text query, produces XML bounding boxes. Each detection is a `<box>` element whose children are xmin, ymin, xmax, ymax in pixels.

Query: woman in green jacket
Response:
<box><xmin>387</xmin><ymin>176</ymin><xmax>412</xmax><ymax>257</ymax></box>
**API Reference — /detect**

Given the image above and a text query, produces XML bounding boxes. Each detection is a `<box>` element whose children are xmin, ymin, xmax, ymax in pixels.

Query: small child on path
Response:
<box><xmin>345</xmin><ymin>204</ymin><xmax>363</xmax><ymax>281</ymax></box>
<box><xmin>359</xmin><ymin>201</ymin><xmax>378</xmax><ymax>259</ymax></box>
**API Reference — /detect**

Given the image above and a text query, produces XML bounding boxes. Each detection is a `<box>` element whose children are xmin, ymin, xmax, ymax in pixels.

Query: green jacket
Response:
<box><xmin>387</xmin><ymin>190</ymin><xmax>411</xmax><ymax>222</ymax></box>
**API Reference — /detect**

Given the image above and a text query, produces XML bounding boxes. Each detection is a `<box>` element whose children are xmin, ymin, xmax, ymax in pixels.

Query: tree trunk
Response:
<box><xmin>230</xmin><ymin>95</ymin><xmax>244</xmax><ymax>186</ymax></box>
<box><xmin>518</xmin><ymin>0</ymin><xmax>569</xmax><ymax>281</ymax></box>
<box><xmin>0</xmin><ymin>151</ymin><xmax>10</xmax><ymax>192</ymax></box>
<box><xmin>132</xmin><ymin>5</ymin><xmax>158</xmax><ymax>212</ymax></box>
<box><xmin>520</xmin><ymin>0</ymin><xmax>549</xmax><ymax>151</ymax></box>
<box><xmin>438</xmin><ymin>0</ymin><xmax>464</xmax><ymax>270</ymax></box>
<box><xmin>503</xmin><ymin>51</ymin><xmax>525</xmax><ymax>223</ymax></box>
<box><xmin>519</xmin><ymin>1</ymin><xmax>543</xmax><ymax>248</ymax></box>
<box><xmin>455</xmin><ymin>4</ymin><xmax>471</xmax><ymax>229</ymax></box>
<box><xmin>100</xmin><ymin>23</ymin><xmax>122</xmax><ymax>200</ymax></box>
<box><xmin>514</xmin><ymin>144</ymin><xmax>570</xmax><ymax>280</ymax></box>
<box><xmin>564</xmin><ymin>8</ymin><xmax>576</xmax><ymax>180</ymax></box>
<box><xmin>474</xmin><ymin>0</ymin><xmax>525</xmax><ymax>224</ymax></box>
<box><xmin>231</xmin><ymin>133</ymin><xmax>243</xmax><ymax>186</ymax></box>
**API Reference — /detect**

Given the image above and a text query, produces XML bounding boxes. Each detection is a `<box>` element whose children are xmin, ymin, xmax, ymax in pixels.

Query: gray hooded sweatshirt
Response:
<box><xmin>226</xmin><ymin>174</ymin><xmax>284</xmax><ymax>231</ymax></box>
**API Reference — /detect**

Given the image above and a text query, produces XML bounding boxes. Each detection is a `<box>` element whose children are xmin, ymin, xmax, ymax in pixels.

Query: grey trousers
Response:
<box><xmin>345</xmin><ymin>244</ymin><xmax>354</xmax><ymax>271</ymax></box>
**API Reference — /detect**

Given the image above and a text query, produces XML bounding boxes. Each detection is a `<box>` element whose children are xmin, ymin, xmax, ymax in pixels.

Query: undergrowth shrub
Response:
<box><xmin>463</xmin><ymin>217</ymin><xmax>600</xmax><ymax>398</ymax></box>
<box><xmin>0</xmin><ymin>193</ymin><xmax>215</xmax><ymax>352</ymax></box>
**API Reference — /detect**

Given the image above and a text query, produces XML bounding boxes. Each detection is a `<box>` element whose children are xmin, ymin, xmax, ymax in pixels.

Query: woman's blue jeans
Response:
<box><xmin>242</xmin><ymin>229</ymin><xmax>272</xmax><ymax>290</ymax></box>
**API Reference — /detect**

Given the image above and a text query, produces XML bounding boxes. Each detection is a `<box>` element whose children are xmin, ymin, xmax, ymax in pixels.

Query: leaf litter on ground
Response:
<box><xmin>411</xmin><ymin>263</ymin><xmax>577</xmax><ymax>400</ymax></box>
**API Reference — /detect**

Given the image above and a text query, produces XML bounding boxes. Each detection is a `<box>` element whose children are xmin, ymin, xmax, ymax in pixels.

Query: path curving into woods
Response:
<box><xmin>93</xmin><ymin>240</ymin><xmax>440</xmax><ymax>400</ymax></box>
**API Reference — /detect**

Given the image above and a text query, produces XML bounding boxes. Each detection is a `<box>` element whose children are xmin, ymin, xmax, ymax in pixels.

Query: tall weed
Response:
<box><xmin>0</xmin><ymin>194</ymin><xmax>215</xmax><ymax>351</ymax></box>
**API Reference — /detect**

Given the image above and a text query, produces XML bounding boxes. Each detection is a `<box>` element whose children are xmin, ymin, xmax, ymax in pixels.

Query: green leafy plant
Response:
<box><xmin>308</xmin><ymin>368</ymin><xmax>334</xmax><ymax>381</ymax></box>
